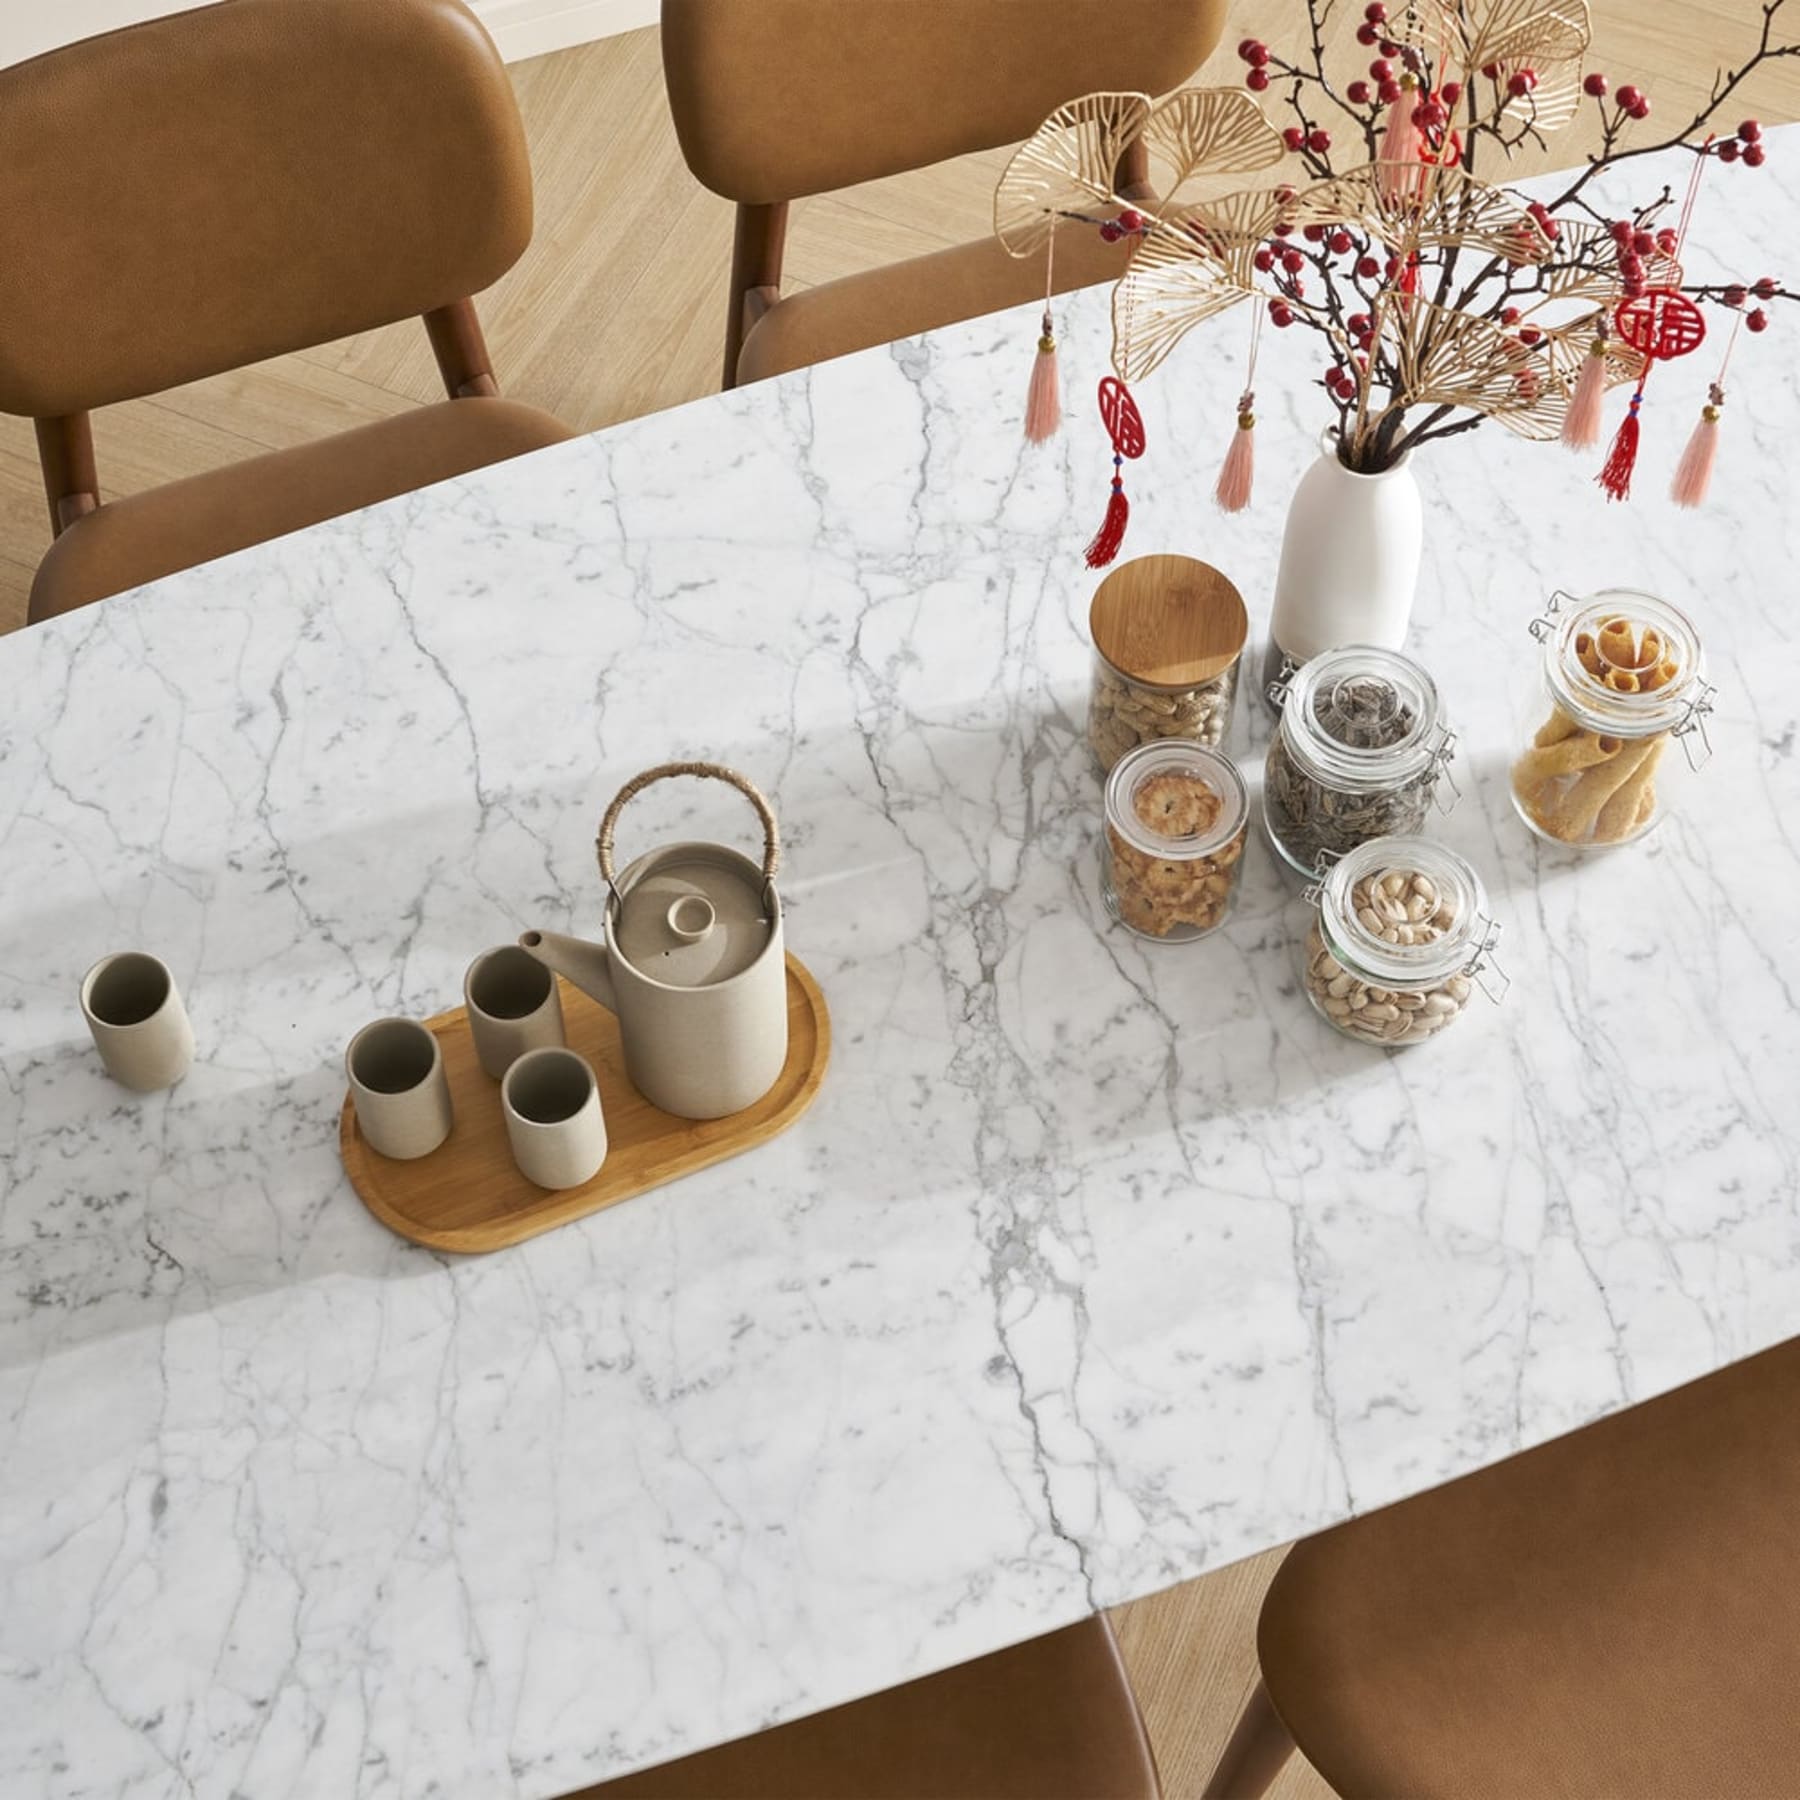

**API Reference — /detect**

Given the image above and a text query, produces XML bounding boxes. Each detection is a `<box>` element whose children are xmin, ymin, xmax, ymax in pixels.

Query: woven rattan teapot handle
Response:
<box><xmin>595</xmin><ymin>761</ymin><xmax>781</xmax><ymax>896</ymax></box>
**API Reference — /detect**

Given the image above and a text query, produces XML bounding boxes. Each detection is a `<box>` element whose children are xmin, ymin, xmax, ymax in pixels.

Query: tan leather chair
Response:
<box><xmin>1</xmin><ymin>0</ymin><xmax>575</xmax><ymax>624</ymax></box>
<box><xmin>1203</xmin><ymin>1335</ymin><xmax>1800</xmax><ymax>1799</ymax></box>
<box><xmin>572</xmin><ymin>1615</ymin><xmax>1159</xmax><ymax>1798</ymax></box>
<box><xmin>661</xmin><ymin>0</ymin><xmax>1229</xmax><ymax>388</ymax></box>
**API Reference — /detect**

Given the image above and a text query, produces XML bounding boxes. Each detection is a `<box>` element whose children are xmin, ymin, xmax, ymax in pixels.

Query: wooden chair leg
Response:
<box><xmin>35</xmin><ymin>414</ymin><xmax>99</xmax><ymax>537</ymax></box>
<box><xmin>424</xmin><ymin>298</ymin><xmax>501</xmax><ymax>399</ymax></box>
<box><xmin>1201</xmin><ymin>1677</ymin><xmax>1296</xmax><ymax>1800</ymax></box>
<box><xmin>1116</xmin><ymin>136</ymin><xmax>1154</xmax><ymax>204</ymax></box>
<box><xmin>722</xmin><ymin>200</ymin><xmax>788</xmax><ymax>389</ymax></box>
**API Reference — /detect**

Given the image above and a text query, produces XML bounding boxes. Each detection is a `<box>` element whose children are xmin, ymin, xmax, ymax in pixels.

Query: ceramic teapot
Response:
<box><xmin>521</xmin><ymin>762</ymin><xmax>786</xmax><ymax>1120</ymax></box>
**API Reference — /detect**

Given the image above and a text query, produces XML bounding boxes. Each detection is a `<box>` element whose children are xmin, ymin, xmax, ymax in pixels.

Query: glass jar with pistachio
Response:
<box><xmin>1302</xmin><ymin>837</ymin><xmax>1503</xmax><ymax>1048</ymax></box>
<box><xmin>1087</xmin><ymin>554</ymin><xmax>1249</xmax><ymax>775</ymax></box>
<box><xmin>1263</xmin><ymin>644</ymin><xmax>1455</xmax><ymax>877</ymax></box>
<box><xmin>1102</xmin><ymin>741</ymin><xmax>1249</xmax><ymax>942</ymax></box>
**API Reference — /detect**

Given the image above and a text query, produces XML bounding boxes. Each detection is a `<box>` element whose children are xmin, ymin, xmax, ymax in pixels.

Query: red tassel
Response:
<box><xmin>1085</xmin><ymin>480</ymin><xmax>1130</xmax><ymax>568</ymax></box>
<box><xmin>1597</xmin><ymin>387</ymin><xmax>1643</xmax><ymax>501</ymax></box>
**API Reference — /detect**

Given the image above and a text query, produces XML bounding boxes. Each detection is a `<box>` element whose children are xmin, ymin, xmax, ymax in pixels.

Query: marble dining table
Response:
<box><xmin>3</xmin><ymin>136</ymin><xmax>1798</xmax><ymax>1798</ymax></box>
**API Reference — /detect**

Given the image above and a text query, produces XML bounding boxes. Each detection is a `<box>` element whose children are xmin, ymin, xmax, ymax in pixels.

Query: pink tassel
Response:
<box><xmin>1378</xmin><ymin>74</ymin><xmax>1425</xmax><ymax>202</ymax></box>
<box><xmin>1597</xmin><ymin>386</ymin><xmax>1643</xmax><ymax>502</ymax></box>
<box><xmin>1023</xmin><ymin>309</ymin><xmax>1061</xmax><ymax>444</ymax></box>
<box><xmin>1670</xmin><ymin>384</ymin><xmax>1723</xmax><ymax>508</ymax></box>
<box><xmin>1562</xmin><ymin>335</ymin><xmax>1608</xmax><ymax>449</ymax></box>
<box><xmin>1215</xmin><ymin>400</ymin><xmax>1255</xmax><ymax>512</ymax></box>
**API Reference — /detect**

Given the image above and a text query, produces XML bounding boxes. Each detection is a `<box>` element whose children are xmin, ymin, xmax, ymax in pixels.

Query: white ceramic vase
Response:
<box><xmin>1262</xmin><ymin>432</ymin><xmax>1424</xmax><ymax>700</ymax></box>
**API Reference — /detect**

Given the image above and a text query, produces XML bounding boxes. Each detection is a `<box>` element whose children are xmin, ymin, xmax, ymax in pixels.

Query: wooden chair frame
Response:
<box><xmin>34</xmin><ymin>296</ymin><xmax>501</xmax><ymax>538</ymax></box>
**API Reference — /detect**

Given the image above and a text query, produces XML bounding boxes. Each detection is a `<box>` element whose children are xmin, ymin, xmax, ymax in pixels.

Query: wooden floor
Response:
<box><xmin>6</xmin><ymin>5</ymin><xmax>1796</xmax><ymax>1793</ymax></box>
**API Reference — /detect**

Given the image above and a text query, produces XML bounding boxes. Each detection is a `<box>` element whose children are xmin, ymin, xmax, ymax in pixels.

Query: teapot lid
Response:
<box><xmin>611</xmin><ymin>846</ymin><xmax>775</xmax><ymax>987</ymax></box>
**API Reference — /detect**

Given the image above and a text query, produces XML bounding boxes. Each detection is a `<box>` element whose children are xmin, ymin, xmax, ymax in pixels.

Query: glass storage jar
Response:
<box><xmin>1102</xmin><ymin>741</ymin><xmax>1249</xmax><ymax>942</ymax></box>
<box><xmin>1302</xmin><ymin>836</ymin><xmax>1504</xmax><ymax>1048</ymax></box>
<box><xmin>1510</xmin><ymin>589</ymin><xmax>1712</xmax><ymax>849</ymax></box>
<box><xmin>1263</xmin><ymin>644</ymin><xmax>1456</xmax><ymax>877</ymax></box>
<box><xmin>1088</xmin><ymin>554</ymin><xmax>1249</xmax><ymax>774</ymax></box>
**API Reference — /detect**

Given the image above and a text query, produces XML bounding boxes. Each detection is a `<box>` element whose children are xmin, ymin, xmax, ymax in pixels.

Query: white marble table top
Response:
<box><xmin>3</xmin><ymin>137</ymin><xmax>1798</xmax><ymax>1799</ymax></box>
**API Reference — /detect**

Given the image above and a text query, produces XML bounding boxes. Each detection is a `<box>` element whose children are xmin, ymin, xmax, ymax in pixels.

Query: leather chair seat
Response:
<box><xmin>737</xmin><ymin>218</ymin><xmax>1132</xmax><ymax>385</ymax></box>
<box><xmin>28</xmin><ymin>397</ymin><xmax>574</xmax><ymax>622</ymax></box>
<box><xmin>579</xmin><ymin>1616</ymin><xmax>1160</xmax><ymax>1799</ymax></box>
<box><xmin>1258</xmin><ymin>1337</ymin><xmax>1800</xmax><ymax>1799</ymax></box>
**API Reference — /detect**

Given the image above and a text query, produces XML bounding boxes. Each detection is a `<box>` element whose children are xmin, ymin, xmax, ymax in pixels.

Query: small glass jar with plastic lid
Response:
<box><xmin>1302</xmin><ymin>836</ymin><xmax>1505</xmax><ymax>1048</ymax></box>
<box><xmin>1263</xmin><ymin>644</ymin><xmax>1457</xmax><ymax>877</ymax></box>
<box><xmin>1088</xmin><ymin>554</ymin><xmax>1249</xmax><ymax>774</ymax></box>
<box><xmin>1510</xmin><ymin>589</ymin><xmax>1714</xmax><ymax>849</ymax></box>
<box><xmin>1102</xmin><ymin>740</ymin><xmax>1249</xmax><ymax>942</ymax></box>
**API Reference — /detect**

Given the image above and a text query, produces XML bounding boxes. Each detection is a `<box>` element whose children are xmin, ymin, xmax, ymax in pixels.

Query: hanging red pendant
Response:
<box><xmin>1085</xmin><ymin>377</ymin><xmax>1146</xmax><ymax>569</ymax></box>
<box><xmin>1613</xmin><ymin>287</ymin><xmax>1706</xmax><ymax>361</ymax></box>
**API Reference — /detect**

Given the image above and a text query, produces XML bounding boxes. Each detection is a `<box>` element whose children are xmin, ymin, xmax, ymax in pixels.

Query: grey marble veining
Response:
<box><xmin>2</xmin><ymin>137</ymin><xmax>1798</xmax><ymax>1797</ymax></box>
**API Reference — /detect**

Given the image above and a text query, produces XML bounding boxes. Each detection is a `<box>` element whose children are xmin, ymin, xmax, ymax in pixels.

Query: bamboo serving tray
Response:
<box><xmin>341</xmin><ymin>955</ymin><xmax>829</xmax><ymax>1253</ymax></box>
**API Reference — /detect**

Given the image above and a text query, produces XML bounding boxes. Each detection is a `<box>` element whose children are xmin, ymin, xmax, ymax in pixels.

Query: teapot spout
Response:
<box><xmin>518</xmin><ymin>928</ymin><xmax>617</xmax><ymax>1014</ymax></box>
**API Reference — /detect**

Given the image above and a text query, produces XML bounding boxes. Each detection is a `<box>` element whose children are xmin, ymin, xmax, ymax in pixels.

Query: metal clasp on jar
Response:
<box><xmin>1526</xmin><ymin>589</ymin><xmax>1578</xmax><ymax>642</ymax></box>
<box><xmin>1462</xmin><ymin>913</ymin><xmax>1510</xmax><ymax>1003</ymax></box>
<box><xmin>1671</xmin><ymin>677</ymin><xmax>1718</xmax><ymax>771</ymax></box>
<box><xmin>1300</xmin><ymin>846</ymin><xmax>1344</xmax><ymax>907</ymax></box>
<box><xmin>1265</xmin><ymin>654</ymin><xmax>1301</xmax><ymax>709</ymax></box>
<box><xmin>1427</xmin><ymin>721</ymin><xmax>1461</xmax><ymax>814</ymax></box>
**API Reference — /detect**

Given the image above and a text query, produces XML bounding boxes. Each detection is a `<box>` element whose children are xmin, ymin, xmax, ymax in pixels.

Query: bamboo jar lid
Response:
<box><xmin>1089</xmin><ymin>555</ymin><xmax>1249</xmax><ymax>690</ymax></box>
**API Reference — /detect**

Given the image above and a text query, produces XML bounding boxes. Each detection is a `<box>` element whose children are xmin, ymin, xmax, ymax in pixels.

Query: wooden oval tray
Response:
<box><xmin>341</xmin><ymin>955</ymin><xmax>829</xmax><ymax>1253</ymax></box>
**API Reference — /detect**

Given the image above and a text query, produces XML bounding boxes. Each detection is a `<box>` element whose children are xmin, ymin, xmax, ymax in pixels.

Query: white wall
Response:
<box><xmin>0</xmin><ymin>0</ymin><xmax>657</xmax><ymax>68</ymax></box>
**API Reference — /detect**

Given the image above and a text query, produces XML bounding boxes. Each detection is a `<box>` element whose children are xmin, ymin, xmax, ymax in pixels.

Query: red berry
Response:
<box><xmin>1283</xmin><ymin>246</ymin><xmax>1306</xmax><ymax>271</ymax></box>
<box><xmin>1655</xmin><ymin>229</ymin><xmax>1677</xmax><ymax>254</ymax></box>
<box><xmin>1272</xmin><ymin>221</ymin><xmax>1292</xmax><ymax>237</ymax></box>
<box><xmin>1356</xmin><ymin>20</ymin><xmax>1380</xmax><ymax>44</ymax></box>
<box><xmin>1753</xmin><ymin>276</ymin><xmax>1777</xmax><ymax>299</ymax></box>
<box><xmin>1237</xmin><ymin>36</ymin><xmax>1259</xmax><ymax>59</ymax></box>
<box><xmin>1616</xmin><ymin>84</ymin><xmax>1644</xmax><ymax>110</ymax></box>
<box><xmin>1482</xmin><ymin>61</ymin><xmax>1502</xmax><ymax>79</ymax></box>
<box><xmin>1369</xmin><ymin>57</ymin><xmax>1392</xmax><ymax>80</ymax></box>
<box><xmin>1385</xmin><ymin>256</ymin><xmax>1402</xmax><ymax>278</ymax></box>
<box><xmin>1118</xmin><ymin>208</ymin><xmax>1144</xmax><ymax>232</ymax></box>
<box><xmin>1507</xmin><ymin>68</ymin><xmax>1539</xmax><ymax>97</ymax></box>
<box><xmin>1622</xmin><ymin>278</ymin><xmax>1645</xmax><ymax>299</ymax></box>
<box><xmin>1357</xmin><ymin>256</ymin><xmax>1381</xmax><ymax>278</ymax></box>
<box><xmin>1718</xmin><ymin>140</ymin><xmax>1740</xmax><ymax>163</ymax></box>
<box><xmin>1270</xmin><ymin>300</ymin><xmax>1295</xmax><ymax>327</ymax></box>
<box><xmin>1519</xmin><ymin>326</ymin><xmax>1542</xmax><ymax>346</ymax></box>
<box><xmin>1330</xmin><ymin>230</ymin><xmax>1353</xmax><ymax>254</ymax></box>
<box><xmin>1723</xmin><ymin>283</ymin><xmax>1747</xmax><ymax>306</ymax></box>
<box><xmin>1247</xmin><ymin>41</ymin><xmax>1270</xmax><ymax>65</ymax></box>
<box><xmin>1283</xmin><ymin>126</ymin><xmax>1306</xmax><ymax>150</ymax></box>
<box><xmin>1739</xmin><ymin>118</ymin><xmax>1762</xmax><ymax>142</ymax></box>
<box><xmin>1302</xmin><ymin>222</ymin><xmax>1326</xmax><ymax>242</ymax></box>
<box><xmin>1378</xmin><ymin>79</ymin><xmax>1403</xmax><ymax>104</ymax></box>
<box><xmin>1254</xmin><ymin>246</ymin><xmax>1276</xmax><ymax>273</ymax></box>
<box><xmin>1308</xmin><ymin>129</ymin><xmax>1332</xmax><ymax>152</ymax></box>
<box><xmin>1348</xmin><ymin>312</ymin><xmax>1372</xmax><ymax>333</ymax></box>
<box><xmin>1098</xmin><ymin>222</ymin><xmax>1123</xmax><ymax>243</ymax></box>
<box><xmin>1380</xmin><ymin>39</ymin><xmax>1400</xmax><ymax>56</ymax></box>
<box><xmin>1609</xmin><ymin>219</ymin><xmax>1634</xmax><ymax>243</ymax></box>
<box><xmin>1631</xmin><ymin>230</ymin><xmax>1655</xmax><ymax>255</ymax></box>
<box><xmin>1620</xmin><ymin>253</ymin><xmax>1645</xmax><ymax>280</ymax></box>
<box><xmin>1364</xmin><ymin>0</ymin><xmax>1387</xmax><ymax>18</ymax></box>
<box><xmin>1347</xmin><ymin>79</ymin><xmax>1372</xmax><ymax>103</ymax></box>
<box><xmin>1400</xmin><ymin>45</ymin><xmax>1424</xmax><ymax>70</ymax></box>
<box><xmin>1747</xmin><ymin>307</ymin><xmax>1769</xmax><ymax>332</ymax></box>
<box><xmin>1583</xmin><ymin>72</ymin><xmax>1608</xmax><ymax>97</ymax></box>
<box><xmin>1246</xmin><ymin>68</ymin><xmax>1270</xmax><ymax>91</ymax></box>
<box><xmin>1501</xmin><ymin>306</ymin><xmax>1522</xmax><ymax>324</ymax></box>
<box><xmin>1440</xmin><ymin>80</ymin><xmax>1463</xmax><ymax>105</ymax></box>
<box><xmin>1744</xmin><ymin>143</ymin><xmax>1766</xmax><ymax>167</ymax></box>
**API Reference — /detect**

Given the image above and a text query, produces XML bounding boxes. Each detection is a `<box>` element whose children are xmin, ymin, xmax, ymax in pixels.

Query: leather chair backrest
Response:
<box><xmin>662</xmin><ymin>0</ymin><xmax>1229</xmax><ymax>206</ymax></box>
<box><xmin>0</xmin><ymin>0</ymin><xmax>532</xmax><ymax>418</ymax></box>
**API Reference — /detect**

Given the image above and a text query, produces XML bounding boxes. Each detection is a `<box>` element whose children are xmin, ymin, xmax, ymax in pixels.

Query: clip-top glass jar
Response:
<box><xmin>1263</xmin><ymin>644</ymin><xmax>1456</xmax><ymax>877</ymax></box>
<box><xmin>1511</xmin><ymin>589</ymin><xmax>1713</xmax><ymax>849</ymax></box>
<box><xmin>1102</xmin><ymin>741</ymin><xmax>1249</xmax><ymax>941</ymax></box>
<box><xmin>1302</xmin><ymin>836</ymin><xmax>1504</xmax><ymax>1048</ymax></box>
<box><xmin>1088</xmin><ymin>554</ymin><xmax>1249</xmax><ymax>774</ymax></box>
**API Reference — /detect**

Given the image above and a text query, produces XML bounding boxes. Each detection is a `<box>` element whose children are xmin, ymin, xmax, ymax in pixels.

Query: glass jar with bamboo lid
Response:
<box><xmin>1511</xmin><ymin>590</ymin><xmax>1714</xmax><ymax>849</ymax></box>
<box><xmin>1087</xmin><ymin>554</ymin><xmax>1249</xmax><ymax>775</ymax></box>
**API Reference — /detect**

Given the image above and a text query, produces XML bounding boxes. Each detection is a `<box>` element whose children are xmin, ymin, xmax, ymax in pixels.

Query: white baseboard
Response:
<box><xmin>1</xmin><ymin>0</ymin><xmax>654</xmax><ymax>69</ymax></box>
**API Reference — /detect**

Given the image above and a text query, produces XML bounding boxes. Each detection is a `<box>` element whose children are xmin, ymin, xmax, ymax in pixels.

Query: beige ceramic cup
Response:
<box><xmin>464</xmin><ymin>945</ymin><xmax>565</xmax><ymax>1080</ymax></box>
<box><xmin>80</xmin><ymin>952</ymin><xmax>195</xmax><ymax>1091</ymax></box>
<box><xmin>345</xmin><ymin>1018</ymin><xmax>453</xmax><ymax>1160</ymax></box>
<box><xmin>501</xmin><ymin>1047</ymin><xmax>607</xmax><ymax>1189</ymax></box>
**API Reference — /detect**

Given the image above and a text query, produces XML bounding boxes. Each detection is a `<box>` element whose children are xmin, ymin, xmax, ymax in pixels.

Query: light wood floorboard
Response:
<box><xmin>4</xmin><ymin>6</ymin><xmax>1796</xmax><ymax>1792</ymax></box>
